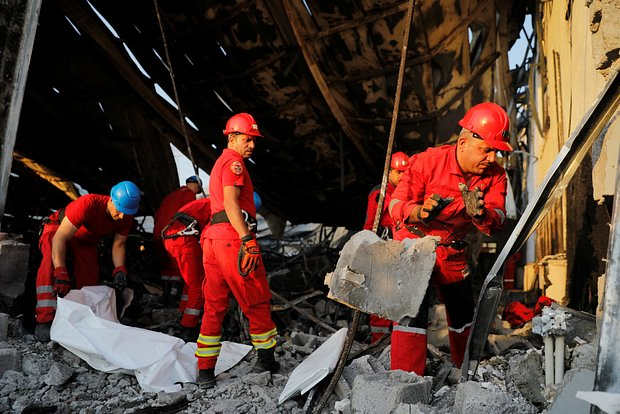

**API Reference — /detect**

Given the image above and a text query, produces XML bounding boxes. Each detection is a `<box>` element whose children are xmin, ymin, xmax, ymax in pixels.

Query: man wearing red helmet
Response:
<box><xmin>388</xmin><ymin>102</ymin><xmax>512</xmax><ymax>375</ymax></box>
<box><xmin>195</xmin><ymin>113</ymin><xmax>278</xmax><ymax>388</ymax></box>
<box><xmin>363</xmin><ymin>151</ymin><xmax>410</xmax><ymax>343</ymax></box>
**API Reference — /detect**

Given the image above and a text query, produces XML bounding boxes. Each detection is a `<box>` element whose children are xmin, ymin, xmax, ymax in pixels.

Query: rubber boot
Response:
<box><xmin>251</xmin><ymin>348</ymin><xmax>280</xmax><ymax>374</ymax></box>
<box><xmin>196</xmin><ymin>369</ymin><xmax>215</xmax><ymax>388</ymax></box>
<box><xmin>34</xmin><ymin>321</ymin><xmax>53</xmax><ymax>342</ymax></box>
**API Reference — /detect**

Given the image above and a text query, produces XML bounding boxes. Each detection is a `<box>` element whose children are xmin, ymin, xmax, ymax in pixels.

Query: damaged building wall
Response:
<box><xmin>528</xmin><ymin>0</ymin><xmax>619</xmax><ymax>309</ymax></box>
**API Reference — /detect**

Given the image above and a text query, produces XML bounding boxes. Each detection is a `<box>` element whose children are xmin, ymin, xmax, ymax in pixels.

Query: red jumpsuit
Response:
<box><xmin>35</xmin><ymin>195</ymin><xmax>134</xmax><ymax>323</ymax></box>
<box><xmin>153</xmin><ymin>186</ymin><xmax>197</xmax><ymax>285</ymax></box>
<box><xmin>162</xmin><ymin>198</ymin><xmax>211</xmax><ymax>328</ymax></box>
<box><xmin>196</xmin><ymin>149</ymin><xmax>277</xmax><ymax>370</ymax></box>
<box><xmin>389</xmin><ymin>144</ymin><xmax>507</xmax><ymax>374</ymax></box>
<box><xmin>363</xmin><ymin>182</ymin><xmax>396</xmax><ymax>343</ymax></box>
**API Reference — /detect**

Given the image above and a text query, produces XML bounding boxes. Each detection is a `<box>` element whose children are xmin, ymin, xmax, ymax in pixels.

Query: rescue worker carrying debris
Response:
<box><xmin>389</xmin><ymin>102</ymin><xmax>512</xmax><ymax>375</ymax></box>
<box><xmin>162</xmin><ymin>197</ymin><xmax>211</xmax><ymax>342</ymax></box>
<box><xmin>363</xmin><ymin>151</ymin><xmax>410</xmax><ymax>343</ymax></box>
<box><xmin>34</xmin><ymin>181</ymin><xmax>142</xmax><ymax>341</ymax></box>
<box><xmin>196</xmin><ymin>113</ymin><xmax>279</xmax><ymax>388</ymax></box>
<box><xmin>153</xmin><ymin>176</ymin><xmax>203</xmax><ymax>305</ymax></box>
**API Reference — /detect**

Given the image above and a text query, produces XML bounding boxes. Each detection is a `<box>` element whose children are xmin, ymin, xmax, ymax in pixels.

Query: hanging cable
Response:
<box><xmin>309</xmin><ymin>1</ymin><xmax>416</xmax><ymax>413</ymax></box>
<box><xmin>153</xmin><ymin>0</ymin><xmax>203</xmax><ymax>190</ymax></box>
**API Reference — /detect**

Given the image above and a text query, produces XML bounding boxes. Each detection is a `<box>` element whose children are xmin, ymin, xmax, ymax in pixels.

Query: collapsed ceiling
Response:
<box><xmin>6</xmin><ymin>0</ymin><xmax>528</xmax><ymax>230</ymax></box>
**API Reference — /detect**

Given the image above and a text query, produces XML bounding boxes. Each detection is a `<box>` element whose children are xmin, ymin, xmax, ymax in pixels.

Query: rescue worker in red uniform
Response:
<box><xmin>162</xmin><ymin>197</ymin><xmax>211</xmax><ymax>341</ymax></box>
<box><xmin>196</xmin><ymin>113</ymin><xmax>278</xmax><ymax>388</ymax></box>
<box><xmin>388</xmin><ymin>103</ymin><xmax>512</xmax><ymax>375</ymax></box>
<box><xmin>153</xmin><ymin>176</ymin><xmax>203</xmax><ymax>304</ymax></box>
<box><xmin>363</xmin><ymin>151</ymin><xmax>409</xmax><ymax>343</ymax></box>
<box><xmin>34</xmin><ymin>181</ymin><xmax>141</xmax><ymax>341</ymax></box>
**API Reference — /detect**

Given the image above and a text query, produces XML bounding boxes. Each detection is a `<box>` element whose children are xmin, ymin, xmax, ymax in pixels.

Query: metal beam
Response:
<box><xmin>282</xmin><ymin>0</ymin><xmax>378</xmax><ymax>173</ymax></box>
<box><xmin>0</xmin><ymin>0</ymin><xmax>42</xmax><ymax>225</ymax></box>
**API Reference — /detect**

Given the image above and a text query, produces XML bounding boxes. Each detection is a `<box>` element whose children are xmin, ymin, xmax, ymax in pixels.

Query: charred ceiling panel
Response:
<box><xmin>6</xmin><ymin>0</ymin><xmax>523</xmax><ymax>229</ymax></box>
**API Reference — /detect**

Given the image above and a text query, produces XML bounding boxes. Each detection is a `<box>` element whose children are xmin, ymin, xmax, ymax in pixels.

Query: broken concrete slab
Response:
<box><xmin>547</xmin><ymin>368</ymin><xmax>595</xmax><ymax>414</ymax></box>
<box><xmin>0</xmin><ymin>237</ymin><xmax>29</xmax><ymax>299</ymax></box>
<box><xmin>454</xmin><ymin>381</ymin><xmax>537</xmax><ymax>414</ymax></box>
<box><xmin>325</xmin><ymin>230</ymin><xmax>437</xmax><ymax>322</ymax></box>
<box><xmin>0</xmin><ymin>348</ymin><xmax>21</xmax><ymax>376</ymax></box>
<box><xmin>350</xmin><ymin>370</ymin><xmax>432</xmax><ymax>414</ymax></box>
<box><xmin>508</xmin><ymin>350</ymin><xmax>546</xmax><ymax>405</ymax></box>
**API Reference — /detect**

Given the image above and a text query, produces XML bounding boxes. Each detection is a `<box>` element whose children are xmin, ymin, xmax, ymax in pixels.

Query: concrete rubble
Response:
<box><xmin>0</xmin><ymin>231</ymin><xmax>605</xmax><ymax>413</ymax></box>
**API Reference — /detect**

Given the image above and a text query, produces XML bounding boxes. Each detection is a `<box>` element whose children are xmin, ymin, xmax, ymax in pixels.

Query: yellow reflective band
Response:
<box><xmin>197</xmin><ymin>334</ymin><xmax>221</xmax><ymax>346</ymax></box>
<box><xmin>252</xmin><ymin>337</ymin><xmax>276</xmax><ymax>349</ymax></box>
<box><xmin>195</xmin><ymin>346</ymin><xmax>221</xmax><ymax>358</ymax></box>
<box><xmin>250</xmin><ymin>328</ymin><xmax>277</xmax><ymax>341</ymax></box>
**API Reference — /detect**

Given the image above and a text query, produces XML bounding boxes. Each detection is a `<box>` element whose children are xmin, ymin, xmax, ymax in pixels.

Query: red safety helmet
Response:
<box><xmin>390</xmin><ymin>151</ymin><xmax>409</xmax><ymax>171</ymax></box>
<box><xmin>458</xmin><ymin>103</ymin><xmax>513</xmax><ymax>152</ymax></box>
<box><xmin>223</xmin><ymin>113</ymin><xmax>262</xmax><ymax>137</ymax></box>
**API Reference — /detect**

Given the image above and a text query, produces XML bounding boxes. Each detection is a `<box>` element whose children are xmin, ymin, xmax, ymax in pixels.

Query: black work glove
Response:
<box><xmin>112</xmin><ymin>265</ymin><xmax>128</xmax><ymax>289</ymax></box>
<box><xmin>458</xmin><ymin>183</ymin><xmax>485</xmax><ymax>219</ymax></box>
<box><xmin>417</xmin><ymin>194</ymin><xmax>454</xmax><ymax>223</ymax></box>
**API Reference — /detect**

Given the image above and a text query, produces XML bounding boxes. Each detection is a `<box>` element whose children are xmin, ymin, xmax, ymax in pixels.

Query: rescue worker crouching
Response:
<box><xmin>389</xmin><ymin>102</ymin><xmax>512</xmax><ymax>375</ymax></box>
<box><xmin>195</xmin><ymin>113</ymin><xmax>279</xmax><ymax>388</ymax></box>
<box><xmin>34</xmin><ymin>181</ymin><xmax>141</xmax><ymax>341</ymax></box>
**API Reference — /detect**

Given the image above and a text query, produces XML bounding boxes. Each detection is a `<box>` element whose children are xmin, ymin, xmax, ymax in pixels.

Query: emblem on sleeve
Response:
<box><xmin>230</xmin><ymin>161</ymin><xmax>243</xmax><ymax>175</ymax></box>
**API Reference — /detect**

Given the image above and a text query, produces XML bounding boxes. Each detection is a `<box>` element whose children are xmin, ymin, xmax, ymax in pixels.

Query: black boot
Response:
<box><xmin>178</xmin><ymin>326</ymin><xmax>199</xmax><ymax>343</ymax></box>
<box><xmin>34</xmin><ymin>321</ymin><xmax>52</xmax><ymax>342</ymax></box>
<box><xmin>196</xmin><ymin>369</ymin><xmax>215</xmax><ymax>388</ymax></box>
<box><xmin>252</xmin><ymin>348</ymin><xmax>280</xmax><ymax>374</ymax></box>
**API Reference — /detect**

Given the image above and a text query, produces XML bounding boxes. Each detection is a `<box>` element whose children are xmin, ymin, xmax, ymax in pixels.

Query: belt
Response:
<box><xmin>210</xmin><ymin>210</ymin><xmax>257</xmax><ymax>233</ymax></box>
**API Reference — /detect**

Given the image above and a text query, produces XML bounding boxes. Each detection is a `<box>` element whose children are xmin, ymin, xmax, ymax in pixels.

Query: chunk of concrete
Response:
<box><xmin>508</xmin><ymin>351</ymin><xmax>546</xmax><ymax>405</ymax></box>
<box><xmin>454</xmin><ymin>381</ymin><xmax>536</xmax><ymax>414</ymax></box>
<box><xmin>350</xmin><ymin>370</ymin><xmax>432</xmax><ymax>414</ymax></box>
<box><xmin>547</xmin><ymin>368</ymin><xmax>595</xmax><ymax>414</ymax></box>
<box><xmin>0</xmin><ymin>348</ymin><xmax>21</xmax><ymax>376</ymax></box>
<box><xmin>0</xmin><ymin>238</ymin><xmax>29</xmax><ymax>299</ymax></box>
<box><xmin>44</xmin><ymin>362</ymin><xmax>74</xmax><ymax>386</ymax></box>
<box><xmin>325</xmin><ymin>230</ymin><xmax>437</xmax><ymax>322</ymax></box>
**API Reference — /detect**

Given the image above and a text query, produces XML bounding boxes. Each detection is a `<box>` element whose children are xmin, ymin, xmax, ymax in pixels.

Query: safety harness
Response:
<box><xmin>161</xmin><ymin>212</ymin><xmax>200</xmax><ymax>239</ymax></box>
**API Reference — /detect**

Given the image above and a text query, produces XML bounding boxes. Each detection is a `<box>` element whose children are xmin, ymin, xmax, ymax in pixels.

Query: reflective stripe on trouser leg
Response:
<box><xmin>35</xmin><ymin>225</ymin><xmax>58</xmax><ymax>323</ymax></box>
<box><xmin>390</xmin><ymin>285</ymin><xmax>431</xmax><ymax>375</ymax></box>
<box><xmin>195</xmin><ymin>333</ymin><xmax>222</xmax><ymax>369</ymax></box>
<box><xmin>251</xmin><ymin>327</ymin><xmax>277</xmax><ymax>350</ymax></box>
<box><xmin>167</xmin><ymin>238</ymin><xmax>205</xmax><ymax>327</ymax></box>
<box><xmin>369</xmin><ymin>314</ymin><xmax>392</xmax><ymax>344</ymax></box>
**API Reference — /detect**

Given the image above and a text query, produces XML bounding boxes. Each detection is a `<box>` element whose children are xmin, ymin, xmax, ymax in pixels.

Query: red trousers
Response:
<box><xmin>155</xmin><ymin>240</ymin><xmax>182</xmax><ymax>283</ymax></box>
<box><xmin>369</xmin><ymin>314</ymin><xmax>392</xmax><ymax>343</ymax></box>
<box><xmin>35</xmin><ymin>223</ymin><xmax>99</xmax><ymax>323</ymax></box>
<box><xmin>196</xmin><ymin>238</ymin><xmax>277</xmax><ymax>370</ymax></box>
<box><xmin>163</xmin><ymin>236</ymin><xmax>205</xmax><ymax>327</ymax></box>
<box><xmin>390</xmin><ymin>245</ymin><xmax>474</xmax><ymax>375</ymax></box>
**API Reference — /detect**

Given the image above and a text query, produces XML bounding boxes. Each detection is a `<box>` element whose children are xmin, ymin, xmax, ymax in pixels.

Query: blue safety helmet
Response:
<box><xmin>253</xmin><ymin>191</ymin><xmax>262</xmax><ymax>212</ymax></box>
<box><xmin>185</xmin><ymin>175</ymin><xmax>203</xmax><ymax>187</ymax></box>
<box><xmin>110</xmin><ymin>181</ymin><xmax>141</xmax><ymax>215</ymax></box>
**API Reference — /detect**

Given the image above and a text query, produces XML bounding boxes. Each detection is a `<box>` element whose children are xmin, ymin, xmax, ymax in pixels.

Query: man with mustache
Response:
<box><xmin>195</xmin><ymin>113</ymin><xmax>278</xmax><ymax>388</ymax></box>
<box><xmin>388</xmin><ymin>102</ymin><xmax>513</xmax><ymax>375</ymax></box>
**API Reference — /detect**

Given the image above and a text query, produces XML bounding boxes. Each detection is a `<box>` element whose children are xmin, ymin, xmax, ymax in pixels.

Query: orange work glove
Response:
<box><xmin>238</xmin><ymin>235</ymin><xmax>261</xmax><ymax>277</ymax></box>
<box><xmin>53</xmin><ymin>266</ymin><xmax>71</xmax><ymax>297</ymax></box>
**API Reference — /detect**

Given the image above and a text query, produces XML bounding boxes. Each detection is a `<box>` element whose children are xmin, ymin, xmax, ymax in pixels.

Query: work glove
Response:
<box><xmin>458</xmin><ymin>183</ymin><xmax>485</xmax><ymax>219</ymax></box>
<box><xmin>53</xmin><ymin>266</ymin><xmax>71</xmax><ymax>297</ymax></box>
<box><xmin>112</xmin><ymin>265</ymin><xmax>128</xmax><ymax>289</ymax></box>
<box><xmin>417</xmin><ymin>194</ymin><xmax>454</xmax><ymax>223</ymax></box>
<box><xmin>238</xmin><ymin>235</ymin><xmax>261</xmax><ymax>277</ymax></box>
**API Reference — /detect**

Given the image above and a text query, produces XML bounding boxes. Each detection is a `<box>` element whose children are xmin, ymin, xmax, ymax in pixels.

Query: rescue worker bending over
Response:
<box><xmin>162</xmin><ymin>197</ymin><xmax>211</xmax><ymax>342</ymax></box>
<box><xmin>34</xmin><ymin>181</ymin><xmax>141</xmax><ymax>341</ymax></box>
<box><xmin>389</xmin><ymin>103</ymin><xmax>512</xmax><ymax>375</ymax></box>
<box><xmin>196</xmin><ymin>113</ymin><xmax>279</xmax><ymax>388</ymax></box>
<box><xmin>153</xmin><ymin>176</ymin><xmax>203</xmax><ymax>305</ymax></box>
<box><xmin>363</xmin><ymin>151</ymin><xmax>409</xmax><ymax>343</ymax></box>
